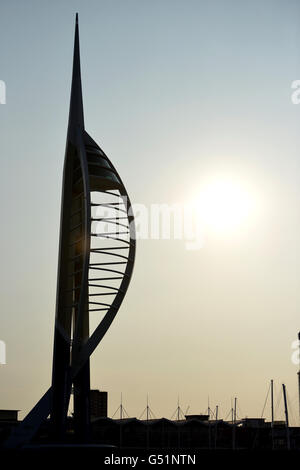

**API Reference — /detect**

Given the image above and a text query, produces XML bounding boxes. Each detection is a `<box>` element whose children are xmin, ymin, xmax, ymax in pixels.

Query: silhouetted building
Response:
<box><xmin>241</xmin><ymin>418</ymin><xmax>267</xmax><ymax>428</ymax></box>
<box><xmin>89</xmin><ymin>416</ymin><xmax>300</xmax><ymax>450</ymax></box>
<box><xmin>0</xmin><ymin>410</ymin><xmax>19</xmax><ymax>443</ymax></box>
<box><xmin>90</xmin><ymin>390</ymin><xmax>107</xmax><ymax>418</ymax></box>
<box><xmin>0</xmin><ymin>410</ymin><xmax>18</xmax><ymax>422</ymax></box>
<box><xmin>185</xmin><ymin>414</ymin><xmax>209</xmax><ymax>421</ymax></box>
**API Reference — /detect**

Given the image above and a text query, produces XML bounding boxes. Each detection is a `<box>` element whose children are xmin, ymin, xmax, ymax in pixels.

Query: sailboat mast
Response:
<box><xmin>298</xmin><ymin>332</ymin><xmax>300</xmax><ymax>423</ymax></box>
<box><xmin>271</xmin><ymin>379</ymin><xmax>274</xmax><ymax>425</ymax></box>
<box><xmin>282</xmin><ymin>384</ymin><xmax>291</xmax><ymax>450</ymax></box>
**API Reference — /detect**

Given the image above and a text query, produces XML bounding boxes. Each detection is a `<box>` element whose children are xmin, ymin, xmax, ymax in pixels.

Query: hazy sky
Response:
<box><xmin>1</xmin><ymin>0</ymin><xmax>300</xmax><ymax>424</ymax></box>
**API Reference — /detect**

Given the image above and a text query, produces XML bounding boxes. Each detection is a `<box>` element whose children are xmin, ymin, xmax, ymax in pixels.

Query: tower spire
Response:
<box><xmin>68</xmin><ymin>13</ymin><xmax>84</xmax><ymax>137</ymax></box>
<box><xmin>4</xmin><ymin>13</ymin><xmax>136</xmax><ymax>448</ymax></box>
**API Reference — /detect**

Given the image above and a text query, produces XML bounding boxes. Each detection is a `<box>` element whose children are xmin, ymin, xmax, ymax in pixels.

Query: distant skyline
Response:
<box><xmin>1</xmin><ymin>0</ymin><xmax>300</xmax><ymax>424</ymax></box>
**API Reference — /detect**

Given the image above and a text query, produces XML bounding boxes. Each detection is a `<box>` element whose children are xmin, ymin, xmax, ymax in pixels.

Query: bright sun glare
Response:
<box><xmin>192</xmin><ymin>178</ymin><xmax>256</xmax><ymax>235</ymax></box>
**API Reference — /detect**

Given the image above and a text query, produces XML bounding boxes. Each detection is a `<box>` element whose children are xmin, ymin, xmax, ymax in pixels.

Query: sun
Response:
<box><xmin>191</xmin><ymin>177</ymin><xmax>256</xmax><ymax>236</ymax></box>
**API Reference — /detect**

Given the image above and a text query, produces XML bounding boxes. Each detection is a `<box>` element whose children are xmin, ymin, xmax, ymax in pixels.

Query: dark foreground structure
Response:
<box><xmin>1</xmin><ymin>413</ymin><xmax>300</xmax><ymax>464</ymax></box>
<box><xmin>3</xmin><ymin>14</ymin><xmax>135</xmax><ymax>449</ymax></box>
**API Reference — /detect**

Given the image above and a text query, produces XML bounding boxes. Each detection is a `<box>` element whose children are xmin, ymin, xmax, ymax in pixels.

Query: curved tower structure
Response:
<box><xmin>51</xmin><ymin>13</ymin><xmax>136</xmax><ymax>439</ymax></box>
<box><xmin>5</xmin><ymin>14</ymin><xmax>135</xmax><ymax>447</ymax></box>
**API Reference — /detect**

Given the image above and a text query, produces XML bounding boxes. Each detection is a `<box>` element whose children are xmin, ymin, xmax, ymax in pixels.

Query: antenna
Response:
<box><xmin>298</xmin><ymin>332</ymin><xmax>300</xmax><ymax>424</ymax></box>
<box><xmin>231</xmin><ymin>397</ymin><xmax>236</xmax><ymax>450</ymax></box>
<box><xmin>171</xmin><ymin>396</ymin><xmax>185</xmax><ymax>421</ymax></box>
<box><xmin>234</xmin><ymin>397</ymin><xmax>237</xmax><ymax>424</ymax></box>
<box><xmin>112</xmin><ymin>393</ymin><xmax>129</xmax><ymax>420</ymax></box>
<box><xmin>271</xmin><ymin>379</ymin><xmax>274</xmax><ymax>450</ymax></box>
<box><xmin>214</xmin><ymin>405</ymin><xmax>219</xmax><ymax>450</ymax></box>
<box><xmin>139</xmin><ymin>395</ymin><xmax>156</xmax><ymax>420</ymax></box>
<box><xmin>282</xmin><ymin>384</ymin><xmax>291</xmax><ymax>450</ymax></box>
<box><xmin>271</xmin><ymin>379</ymin><xmax>274</xmax><ymax>424</ymax></box>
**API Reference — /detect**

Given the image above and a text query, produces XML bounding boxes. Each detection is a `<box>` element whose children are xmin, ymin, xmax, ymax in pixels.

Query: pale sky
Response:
<box><xmin>1</xmin><ymin>0</ymin><xmax>300</xmax><ymax>424</ymax></box>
